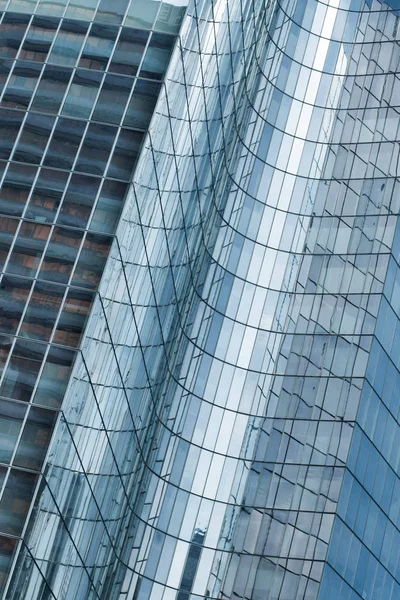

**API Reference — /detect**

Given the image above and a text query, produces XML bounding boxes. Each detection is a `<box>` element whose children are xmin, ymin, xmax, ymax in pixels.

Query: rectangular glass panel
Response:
<box><xmin>0</xmin><ymin>218</ymin><xmax>18</xmax><ymax>271</ymax></box>
<box><xmin>125</xmin><ymin>0</ymin><xmax>159</xmax><ymax>29</ymax></box>
<box><xmin>124</xmin><ymin>79</ymin><xmax>161</xmax><ymax>129</ymax></box>
<box><xmin>72</xmin><ymin>232</ymin><xmax>112</xmax><ymax>288</ymax></box>
<box><xmin>75</xmin><ymin>123</ymin><xmax>116</xmax><ymax>176</ymax></box>
<box><xmin>0</xmin><ymin>535</ymin><xmax>17</xmax><ymax>595</ymax></box>
<box><xmin>95</xmin><ymin>0</ymin><xmax>129</xmax><ymax>25</ymax></box>
<box><xmin>109</xmin><ymin>28</ymin><xmax>148</xmax><ymax>76</ymax></box>
<box><xmin>89</xmin><ymin>179</ymin><xmax>127</xmax><ymax>233</ymax></box>
<box><xmin>19</xmin><ymin>281</ymin><xmax>64</xmax><ymax>340</ymax></box>
<box><xmin>40</xmin><ymin>227</ymin><xmax>82</xmax><ymax>284</ymax></box>
<box><xmin>107</xmin><ymin>129</ymin><xmax>144</xmax><ymax>180</ymax></box>
<box><xmin>25</xmin><ymin>168</ymin><xmax>69</xmax><ymax>224</ymax></box>
<box><xmin>47</xmin><ymin>20</ymin><xmax>88</xmax><ymax>67</ymax></box>
<box><xmin>0</xmin><ymin>15</ymin><xmax>30</xmax><ymax>59</ymax></box>
<box><xmin>0</xmin><ymin>276</ymin><xmax>31</xmax><ymax>335</ymax></box>
<box><xmin>1</xmin><ymin>61</ymin><xmax>42</xmax><ymax>110</ymax></box>
<box><xmin>92</xmin><ymin>74</ymin><xmax>131</xmax><ymax>124</ymax></box>
<box><xmin>13</xmin><ymin>114</ymin><xmax>55</xmax><ymax>165</ymax></box>
<box><xmin>13</xmin><ymin>406</ymin><xmax>57</xmax><ymax>470</ymax></box>
<box><xmin>79</xmin><ymin>24</ymin><xmax>117</xmax><ymax>71</ymax></box>
<box><xmin>57</xmin><ymin>173</ymin><xmax>100</xmax><ymax>229</ymax></box>
<box><xmin>0</xmin><ymin>109</ymin><xmax>24</xmax><ymax>159</ymax></box>
<box><xmin>0</xmin><ymin>469</ymin><xmax>38</xmax><ymax>536</ymax></box>
<box><xmin>18</xmin><ymin>17</ymin><xmax>58</xmax><ymax>63</ymax></box>
<box><xmin>30</xmin><ymin>66</ymin><xmax>72</xmax><ymax>114</ymax></box>
<box><xmin>6</xmin><ymin>222</ymin><xmax>51</xmax><ymax>278</ymax></box>
<box><xmin>62</xmin><ymin>69</ymin><xmax>102</xmax><ymax>119</ymax></box>
<box><xmin>0</xmin><ymin>164</ymin><xmax>37</xmax><ymax>217</ymax></box>
<box><xmin>0</xmin><ymin>400</ymin><xmax>26</xmax><ymax>463</ymax></box>
<box><xmin>139</xmin><ymin>32</ymin><xmax>174</xmax><ymax>80</ymax></box>
<box><xmin>44</xmin><ymin>118</ymin><xmax>86</xmax><ymax>170</ymax></box>
<box><xmin>53</xmin><ymin>289</ymin><xmax>94</xmax><ymax>347</ymax></box>
<box><xmin>33</xmin><ymin>346</ymin><xmax>75</xmax><ymax>408</ymax></box>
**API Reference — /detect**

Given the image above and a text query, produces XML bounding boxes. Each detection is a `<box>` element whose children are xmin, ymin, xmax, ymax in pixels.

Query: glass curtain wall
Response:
<box><xmin>2</xmin><ymin>0</ymin><xmax>400</xmax><ymax>599</ymax></box>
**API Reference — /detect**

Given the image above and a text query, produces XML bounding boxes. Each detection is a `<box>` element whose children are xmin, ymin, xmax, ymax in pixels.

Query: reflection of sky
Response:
<box><xmin>380</xmin><ymin>0</ymin><xmax>400</xmax><ymax>9</ymax></box>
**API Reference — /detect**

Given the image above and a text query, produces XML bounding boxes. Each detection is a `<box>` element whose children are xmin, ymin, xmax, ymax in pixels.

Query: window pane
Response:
<box><xmin>125</xmin><ymin>0</ymin><xmax>160</xmax><ymax>29</ymax></box>
<box><xmin>19</xmin><ymin>281</ymin><xmax>64</xmax><ymax>340</ymax></box>
<box><xmin>18</xmin><ymin>17</ymin><xmax>58</xmax><ymax>63</ymax></box>
<box><xmin>65</xmin><ymin>0</ymin><xmax>98</xmax><ymax>22</ymax></box>
<box><xmin>139</xmin><ymin>32</ymin><xmax>174</xmax><ymax>80</ymax></box>
<box><xmin>90</xmin><ymin>179</ymin><xmax>127</xmax><ymax>234</ymax></box>
<box><xmin>92</xmin><ymin>74</ymin><xmax>131</xmax><ymax>124</ymax></box>
<box><xmin>40</xmin><ymin>227</ymin><xmax>83</xmax><ymax>284</ymax></box>
<box><xmin>107</xmin><ymin>129</ymin><xmax>144</xmax><ymax>180</ymax></box>
<box><xmin>30</xmin><ymin>66</ymin><xmax>72</xmax><ymax>114</ymax></box>
<box><xmin>0</xmin><ymin>276</ymin><xmax>31</xmax><ymax>335</ymax></box>
<box><xmin>124</xmin><ymin>79</ymin><xmax>161</xmax><ymax>129</ymax></box>
<box><xmin>79</xmin><ymin>24</ymin><xmax>117</xmax><ymax>71</ymax></box>
<box><xmin>0</xmin><ymin>164</ymin><xmax>37</xmax><ymax>217</ymax></box>
<box><xmin>62</xmin><ymin>69</ymin><xmax>102</xmax><ymax>119</ymax></box>
<box><xmin>6</xmin><ymin>222</ymin><xmax>51</xmax><ymax>278</ymax></box>
<box><xmin>53</xmin><ymin>289</ymin><xmax>94</xmax><ymax>347</ymax></box>
<box><xmin>0</xmin><ymin>469</ymin><xmax>38</xmax><ymax>536</ymax></box>
<box><xmin>0</xmin><ymin>340</ymin><xmax>45</xmax><ymax>402</ymax></box>
<box><xmin>0</xmin><ymin>400</ymin><xmax>26</xmax><ymax>463</ymax></box>
<box><xmin>0</xmin><ymin>218</ymin><xmax>18</xmax><ymax>271</ymax></box>
<box><xmin>0</xmin><ymin>14</ymin><xmax>29</xmax><ymax>59</ymax></box>
<box><xmin>13</xmin><ymin>114</ymin><xmax>55</xmax><ymax>165</ymax></box>
<box><xmin>95</xmin><ymin>0</ymin><xmax>129</xmax><ymax>25</ymax></box>
<box><xmin>25</xmin><ymin>168</ymin><xmax>68</xmax><ymax>224</ymax></box>
<box><xmin>0</xmin><ymin>535</ymin><xmax>17</xmax><ymax>595</ymax></box>
<box><xmin>33</xmin><ymin>346</ymin><xmax>75</xmax><ymax>408</ymax></box>
<box><xmin>109</xmin><ymin>28</ymin><xmax>148</xmax><ymax>76</ymax></box>
<box><xmin>57</xmin><ymin>173</ymin><xmax>100</xmax><ymax>229</ymax></box>
<box><xmin>0</xmin><ymin>109</ymin><xmax>24</xmax><ymax>159</ymax></box>
<box><xmin>13</xmin><ymin>406</ymin><xmax>57</xmax><ymax>470</ymax></box>
<box><xmin>76</xmin><ymin>123</ymin><xmax>116</xmax><ymax>176</ymax></box>
<box><xmin>72</xmin><ymin>233</ymin><xmax>112</xmax><ymax>288</ymax></box>
<box><xmin>47</xmin><ymin>20</ymin><xmax>88</xmax><ymax>67</ymax></box>
<box><xmin>44</xmin><ymin>118</ymin><xmax>86</xmax><ymax>170</ymax></box>
<box><xmin>1</xmin><ymin>61</ymin><xmax>41</xmax><ymax>110</ymax></box>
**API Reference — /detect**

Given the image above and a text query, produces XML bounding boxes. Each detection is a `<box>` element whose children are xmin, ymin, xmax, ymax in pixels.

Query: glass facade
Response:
<box><xmin>0</xmin><ymin>0</ymin><xmax>398</xmax><ymax>598</ymax></box>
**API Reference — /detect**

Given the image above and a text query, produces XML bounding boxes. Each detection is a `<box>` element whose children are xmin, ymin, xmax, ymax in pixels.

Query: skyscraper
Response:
<box><xmin>0</xmin><ymin>0</ymin><xmax>399</xmax><ymax>598</ymax></box>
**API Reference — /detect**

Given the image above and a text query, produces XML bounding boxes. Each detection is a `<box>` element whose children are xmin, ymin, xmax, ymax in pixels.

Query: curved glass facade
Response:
<box><xmin>0</xmin><ymin>0</ymin><xmax>398</xmax><ymax>598</ymax></box>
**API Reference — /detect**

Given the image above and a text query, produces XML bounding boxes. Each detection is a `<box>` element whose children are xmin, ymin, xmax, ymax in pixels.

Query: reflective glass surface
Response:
<box><xmin>2</xmin><ymin>0</ymin><xmax>400</xmax><ymax>599</ymax></box>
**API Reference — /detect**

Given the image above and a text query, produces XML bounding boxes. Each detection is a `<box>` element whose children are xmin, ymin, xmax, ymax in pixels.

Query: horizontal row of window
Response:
<box><xmin>1</xmin><ymin>0</ymin><xmax>185</xmax><ymax>33</ymax></box>
<box><xmin>0</xmin><ymin>16</ymin><xmax>175</xmax><ymax>78</ymax></box>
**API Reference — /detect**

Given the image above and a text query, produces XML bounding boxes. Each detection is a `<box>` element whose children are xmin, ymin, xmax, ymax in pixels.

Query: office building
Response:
<box><xmin>0</xmin><ymin>0</ymin><xmax>399</xmax><ymax>598</ymax></box>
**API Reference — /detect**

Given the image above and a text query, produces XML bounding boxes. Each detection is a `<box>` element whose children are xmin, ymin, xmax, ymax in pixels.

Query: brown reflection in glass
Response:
<box><xmin>0</xmin><ymin>218</ymin><xmax>18</xmax><ymax>272</ymax></box>
<box><xmin>40</xmin><ymin>227</ymin><xmax>83</xmax><ymax>285</ymax></box>
<box><xmin>72</xmin><ymin>233</ymin><xmax>112</xmax><ymax>289</ymax></box>
<box><xmin>6</xmin><ymin>222</ymin><xmax>51</xmax><ymax>278</ymax></box>
<box><xmin>19</xmin><ymin>18</ymin><xmax>58</xmax><ymax>63</ymax></box>
<box><xmin>53</xmin><ymin>289</ymin><xmax>94</xmax><ymax>347</ymax></box>
<box><xmin>33</xmin><ymin>346</ymin><xmax>75</xmax><ymax>408</ymax></box>
<box><xmin>13</xmin><ymin>406</ymin><xmax>57</xmax><ymax>471</ymax></box>
<box><xmin>19</xmin><ymin>282</ymin><xmax>64</xmax><ymax>341</ymax></box>
<box><xmin>0</xmin><ymin>469</ymin><xmax>38</xmax><ymax>536</ymax></box>
<box><xmin>25</xmin><ymin>169</ymin><xmax>69</xmax><ymax>224</ymax></box>
<box><xmin>0</xmin><ymin>276</ymin><xmax>32</xmax><ymax>335</ymax></box>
